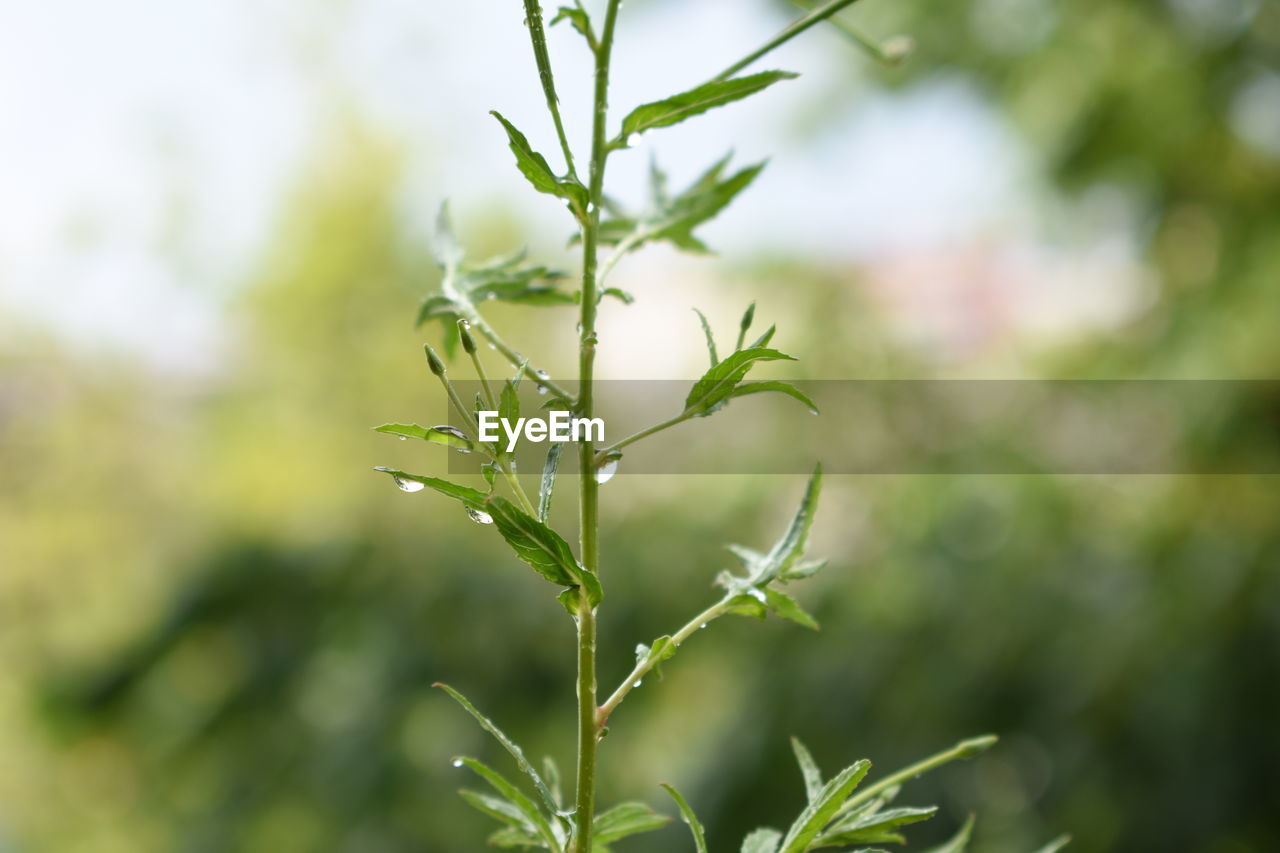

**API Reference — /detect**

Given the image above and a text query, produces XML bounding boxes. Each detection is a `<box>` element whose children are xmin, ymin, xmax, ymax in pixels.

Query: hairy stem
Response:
<box><xmin>572</xmin><ymin>3</ymin><xmax>623</xmax><ymax>850</ymax></box>
<box><xmin>596</xmin><ymin>594</ymin><xmax>734</xmax><ymax>727</ymax></box>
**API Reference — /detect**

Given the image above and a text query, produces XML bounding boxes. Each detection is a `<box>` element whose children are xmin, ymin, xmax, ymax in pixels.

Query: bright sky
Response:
<box><xmin>0</xmin><ymin>0</ymin><xmax>1053</xmax><ymax>372</ymax></box>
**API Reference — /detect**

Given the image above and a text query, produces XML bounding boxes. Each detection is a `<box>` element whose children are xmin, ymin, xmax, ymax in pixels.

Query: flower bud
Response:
<box><xmin>458</xmin><ymin>318</ymin><xmax>477</xmax><ymax>355</ymax></box>
<box><xmin>424</xmin><ymin>343</ymin><xmax>446</xmax><ymax>376</ymax></box>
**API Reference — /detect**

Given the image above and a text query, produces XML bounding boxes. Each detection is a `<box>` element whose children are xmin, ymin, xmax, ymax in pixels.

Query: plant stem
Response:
<box><xmin>711</xmin><ymin>0</ymin><xmax>867</xmax><ymax>82</ymax></box>
<box><xmin>595</xmin><ymin>412</ymin><xmax>692</xmax><ymax>463</ymax></box>
<box><xmin>596</xmin><ymin>594</ymin><xmax>734</xmax><ymax>727</ymax></box>
<box><xmin>576</xmin><ymin>4</ymin><xmax>624</xmax><ymax>845</ymax></box>
<box><xmin>462</xmin><ymin>307</ymin><xmax>575</xmax><ymax>401</ymax></box>
<box><xmin>521</xmin><ymin>0</ymin><xmax>579</xmax><ymax>179</ymax></box>
<box><xmin>572</xmin><ymin>3</ymin><xmax>622</xmax><ymax>850</ymax></box>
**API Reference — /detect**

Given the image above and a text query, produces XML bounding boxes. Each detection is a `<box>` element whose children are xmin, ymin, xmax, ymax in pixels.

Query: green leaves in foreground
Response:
<box><xmin>734</xmin><ymin>734</ymin><xmax>1010</xmax><ymax>853</ymax></box>
<box><xmin>596</xmin><ymin>154</ymin><xmax>766</xmax><ymax>255</ymax></box>
<box><xmin>371</xmin><ymin>469</ymin><xmax>600</xmax><ymax>610</ymax></box>
<box><xmin>439</xmin><ymin>684</ymin><xmax>667</xmax><ymax>852</ymax></box>
<box><xmin>492</xmin><ymin>111</ymin><xmax>588</xmax><ymax>217</ymax></box>
<box><xmin>717</xmin><ymin>464</ymin><xmax>826</xmax><ymax>629</ymax></box>
<box><xmin>617</xmin><ymin>71</ymin><xmax>798</xmax><ymax>143</ymax></box>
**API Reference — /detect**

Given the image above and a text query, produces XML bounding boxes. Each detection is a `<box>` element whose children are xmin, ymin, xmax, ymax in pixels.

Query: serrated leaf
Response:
<box><xmin>373</xmin><ymin>467</ymin><xmax>488</xmax><ymax>506</ymax></box>
<box><xmin>778</xmin><ymin>759</ymin><xmax>871</xmax><ymax>853</ymax></box>
<box><xmin>765</xmin><ymin>588</ymin><xmax>820</xmax><ymax>630</ymax></box>
<box><xmin>538</xmin><ymin>442</ymin><xmax>563</xmax><ymax>522</ymax></box>
<box><xmin>791</xmin><ymin>738</ymin><xmax>823</xmax><ymax>803</ymax></box>
<box><xmin>741</xmin><ymin>828</ymin><xmax>783</xmax><ymax>853</ymax></box>
<box><xmin>435</xmin><ymin>684</ymin><xmax>559</xmax><ymax>816</ymax></box>
<box><xmin>684</xmin><ymin>347</ymin><xmax>796</xmax><ymax>416</ymax></box>
<box><xmin>765</xmin><ymin>464</ymin><xmax>822</xmax><ymax>581</ymax></box>
<box><xmin>619</xmin><ymin>71</ymin><xmax>798</xmax><ymax>139</ymax></box>
<box><xmin>491</xmin><ymin>111</ymin><xmax>587</xmax><ymax>213</ymax></box>
<box><xmin>693</xmin><ymin>308</ymin><xmax>720</xmax><ymax>367</ymax></box>
<box><xmin>726</xmin><ymin>381</ymin><xmax>819</xmax><ymax>414</ymax></box>
<box><xmin>457</xmin><ymin>757</ymin><xmax>561</xmax><ymax>850</ymax></box>
<box><xmin>815</xmin><ymin>806</ymin><xmax>938</xmax><ymax>847</ymax></box>
<box><xmin>922</xmin><ymin>816</ymin><xmax>974</xmax><ymax>853</ymax></box>
<box><xmin>660</xmin><ymin>784</ymin><xmax>708</xmax><ymax>853</ymax></box>
<box><xmin>486</xmin><ymin>497</ymin><xmax>602</xmax><ymax>607</ymax></box>
<box><xmin>374</xmin><ymin>423</ymin><xmax>476</xmax><ymax>452</ymax></box>
<box><xmin>593</xmin><ymin>802</ymin><xmax>671</xmax><ymax>844</ymax></box>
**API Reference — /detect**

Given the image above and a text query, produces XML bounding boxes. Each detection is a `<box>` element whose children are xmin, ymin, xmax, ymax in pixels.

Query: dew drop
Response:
<box><xmin>466</xmin><ymin>507</ymin><xmax>494</xmax><ymax>525</ymax></box>
<box><xmin>488</xmin><ymin>342</ymin><xmax>497</xmax><ymax>351</ymax></box>
<box><xmin>536</xmin><ymin>384</ymin><xmax>549</xmax><ymax>396</ymax></box>
<box><xmin>748</xmin><ymin>588</ymin><xmax>767</xmax><ymax>603</ymax></box>
<box><xmin>432</xmin><ymin>424</ymin><xmax>473</xmax><ymax>453</ymax></box>
<box><xmin>594</xmin><ymin>457</ymin><xmax>619</xmax><ymax>484</ymax></box>
<box><xmin>451</xmin><ymin>759</ymin><xmax>464</xmax><ymax>768</ymax></box>
<box><xmin>393</xmin><ymin>476</ymin><xmax>426</xmax><ymax>493</ymax></box>
<box><xmin>698</xmin><ymin>622</ymin><xmax>708</xmax><ymax>630</ymax></box>
<box><xmin>632</xmin><ymin>680</ymin><xmax>643</xmax><ymax>688</ymax></box>
<box><xmin>535</xmin><ymin>369</ymin><xmax>550</xmax><ymax>379</ymax></box>
<box><xmin>398</xmin><ymin>436</ymin><xmax>407</xmax><ymax>441</ymax></box>
<box><xmin>459</xmin><ymin>318</ymin><xmax>471</xmax><ymax>331</ymax></box>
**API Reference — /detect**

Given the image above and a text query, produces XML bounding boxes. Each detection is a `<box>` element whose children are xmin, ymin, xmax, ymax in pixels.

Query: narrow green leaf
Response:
<box><xmin>458</xmin><ymin>757</ymin><xmax>560</xmax><ymax>850</ymax></box>
<box><xmin>726</xmin><ymin>381</ymin><xmax>819</xmax><ymax>414</ymax></box>
<box><xmin>542</xmin><ymin>755</ymin><xmax>563</xmax><ymax>810</ymax></box>
<box><xmin>922</xmin><ymin>816</ymin><xmax>975</xmax><ymax>853</ymax></box>
<box><xmin>603</xmin><ymin>287</ymin><xmax>635</xmax><ymax>304</ymax></box>
<box><xmin>491</xmin><ymin>111</ymin><xmax>587</xmax><ymax>212</ymax></box>
<box><xmin>593</xmin><ymin>802</ymin><xmax>671</xmax><ymax>844</ymax></box>
<box><xmin>693</xmin><ymin>308</ymin><xmax>720</xmax><ymax>367</ymax></box>
<box><xmin>373</xmin><ymin>467</ymin><xmax>488</xmax><ymax>506</ymax></box>
<box><xmin>683</xmin><ymin>347</ymin><xmax>796</xmax><ymax>416</ymax></box>
<box><xmin>486</xmin><ymin>496</ymin><xmax>585</xmax><ymax>590</ymax></box>
<box><xmin>416</xmin><ymin>294</ymin><xmax>458</xmax><ymax>328</ymax></box>
<box><xmin>549</xmin><ymin>4</ymin><xmax>594</xmax><ymax>47</ymax></box>
<box><xmin>764</xmin><ymin>464</ymin><xmax>822</xmax><ymax>581</ymax></box>
<box><xmin>459</xmin><ymin>789</ymin><xmax>536</xmax><ymax>834</ymax></box>
<box><xmin>538</xmin><ymin>442</ymin><xmax>563</xmax><ymax>523</ymax></box>
<box><xmin>500</xmin><ymin>380</ymin><xmax>520</xmax><ymax>425</ymax></box>
<box><xmin>434</xmin><ymin>683</ymin><xmax>559</xmax><ymax>815</ymax></box>
<box><xmin>778</xmin><ymin>759</ymin><xmax>871</xmax><ymax>853</ymax></box>
<box><xmin>765</xmin><ymin>588</ymin><xmax>819</xmax><ymax>630</ymax></box>
<box><xmin>790</xmin><ymin>738</ymin><xmax>823</xmax><ymax>803</ymax></box>
<box><xmin>815</xmin><ymin>805</ymin><xmax>938</xmax><ymax>847</ymax></box>
<box><xmin>741</xmin><ymin>828</ymin><xmax>783</xmax><ymax>853</ymax></box>
<box><xmin>620</xmin><ymin>71</ymin><xmax>798</xmax><ymax>139</ymax></box>
<box><xmin>660</xmin><ymin>784</ymin><xmax>708</xmax><ymax>853</ymax></box>
<box><xmin>482</xmin><ymin>462</ymin><xmax>499</xmax><ymax>492</ymax></box>
<box><xmin>373</xmin><ymin>423</ymin><xmax>476</xmax><ymax>452</ymax></box>
<box><xmin>486</xmin><ymin>824</ymin><xmax>544</xmax><ymax>849</ymax></box>
<box><xmin>736</xmin><ymin>301</ymin><xmax>757</xmax><ymax>350</ymax></box>
<box><xmin>1029</xmin><ymin>835</ymin><xmax>1072</xmax><ymax>853</ymax></box>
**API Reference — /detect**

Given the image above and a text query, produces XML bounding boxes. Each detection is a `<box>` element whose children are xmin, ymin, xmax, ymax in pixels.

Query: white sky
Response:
<box><xmin>0</xmin><ymin>0</ymin><xmax>1044</xmax><ymax>371</ymax></box>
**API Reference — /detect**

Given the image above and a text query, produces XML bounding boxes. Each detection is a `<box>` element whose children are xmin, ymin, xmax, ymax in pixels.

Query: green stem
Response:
<box><xmin>572</xmin><ymin>3</ymin><xmax>622</xmax><ymax>850</ymax></box>
<box><xmin>462</xmin><ymin>307</ymin><xmax>575</xmax><ymax>401</ymax></box>
<box><xmin>522</xmin><ymin>0</ymin><xmax>579</xmax><ymax>178</ymax></box>
<box><xmin>500</xmin><ymin>464</ymin><xmax>538</xmax><ymax>516</ymax></box>
<box><xmin>595</xmin><ymin>412</ymin><xmax>692</xmax><ymax>464</ymax></box>
<box><xmin>711</xmin><ymin>0</ymin><xmax>867</xmax><ymax>82</ymax></box>
<box><xmin>596</xmin><ymin>595</ymin><xmax>734</xmax><ymax>727</ymax></box>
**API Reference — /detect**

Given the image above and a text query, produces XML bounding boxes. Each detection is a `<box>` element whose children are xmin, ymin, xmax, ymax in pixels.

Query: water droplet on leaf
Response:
<box><xmin>452</xmin><ymin>758</ymin><xmax>464</xmax><ymax>768</ymax></box>
<box><xmin>748</xmin><ymin>588</ymin><xmax>767</xmax><ymax>603</ymax></box>
<box><xmin>536</xmin><ymin>384</ymin><xmax>549</xmax><ymax>396</ymax></box>
<box><xmin>393</xmin><ymin>476</ymin><xmax>426</xmax><ymax>493</ymax></box>
<box><xmin>466</xmin><ymin>507</ymin><xmax>494</xmax><ymax>525</ymax></box>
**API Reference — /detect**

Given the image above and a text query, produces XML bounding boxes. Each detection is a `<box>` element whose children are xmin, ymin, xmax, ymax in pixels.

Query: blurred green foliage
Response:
<box><xmin>2</xmin><ymin>1</ymin><xmax>1279</xmax><ymax>851</ymax></box>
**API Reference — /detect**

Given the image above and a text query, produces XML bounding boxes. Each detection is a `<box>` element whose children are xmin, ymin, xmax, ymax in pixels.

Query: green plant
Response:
<box><xmin>374</xmin><ymin>2</ymin><xmax>1068</xmax><ymax>851</ymax></box>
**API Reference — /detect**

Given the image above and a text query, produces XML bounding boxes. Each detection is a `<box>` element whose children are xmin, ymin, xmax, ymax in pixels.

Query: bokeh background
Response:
<box><xmin>2</xmin><ymin>0</ymin><xmax>1278</xmax><ymax>851</ymax></box>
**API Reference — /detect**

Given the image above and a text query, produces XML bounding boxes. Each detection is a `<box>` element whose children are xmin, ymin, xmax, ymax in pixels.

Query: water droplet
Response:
<box><xmin>748</xmin><ymin>588</ymin><xmax>767</xmax><ymax>603</ymax></box>
<box><xmin>431</xmin><ymin>424</ymin><xmax>472</xmax><ymax>453</ymax></box>
<box><xmin>535</xmin><ymin>369</ymin><xmax>550</xmax><ymax>379</ymax></box>
<box><xmin>488</xmin><ymin>342</ymin><xmax>497</xmax><ymax>350</ymax></box>
<box><xmin>459</xmin><ymin>318</ymin><xmax>471</xmax><ymax>331</ymax></box>
<box><xmin>398</xmin><ymin>436</ymin><xmax>406</xmax><ymax>441</ymax></box>
<box><xmin>536</xmin><ymin>384</ymin><xmax>549</xmax><ymax>396</ymax></box>
<box><xmin>486</xmin><ymin>292</ymin><xmax>497</xmax><ymax>301</ymax></box>
<box><xmin>632</xmin><ymin>680</ymin><xmax>643</xmax><ymax>688</ymax></box>
<box><xmin>594</xmin><ymin>457</ymin><xmax>619</xmax><ymax>484</ymax></box>
<box><xmin>466</xmin><ymin>507</ymin><xmax>494</xmax><ymax>525</ymax></box>
<box><xmin>698</xmin><ymin>622</ymin><xmax>708</xmax><ymax>630</ymax></box>
<box><xmin>452</xmin><ymin>758</ymin><xmax>464</xmax><ymax>768</ymax></box>
<box><xmin>393</xmin><ymin>476</ymin><xmax>426</xmax><ymax>493</ymax></box>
